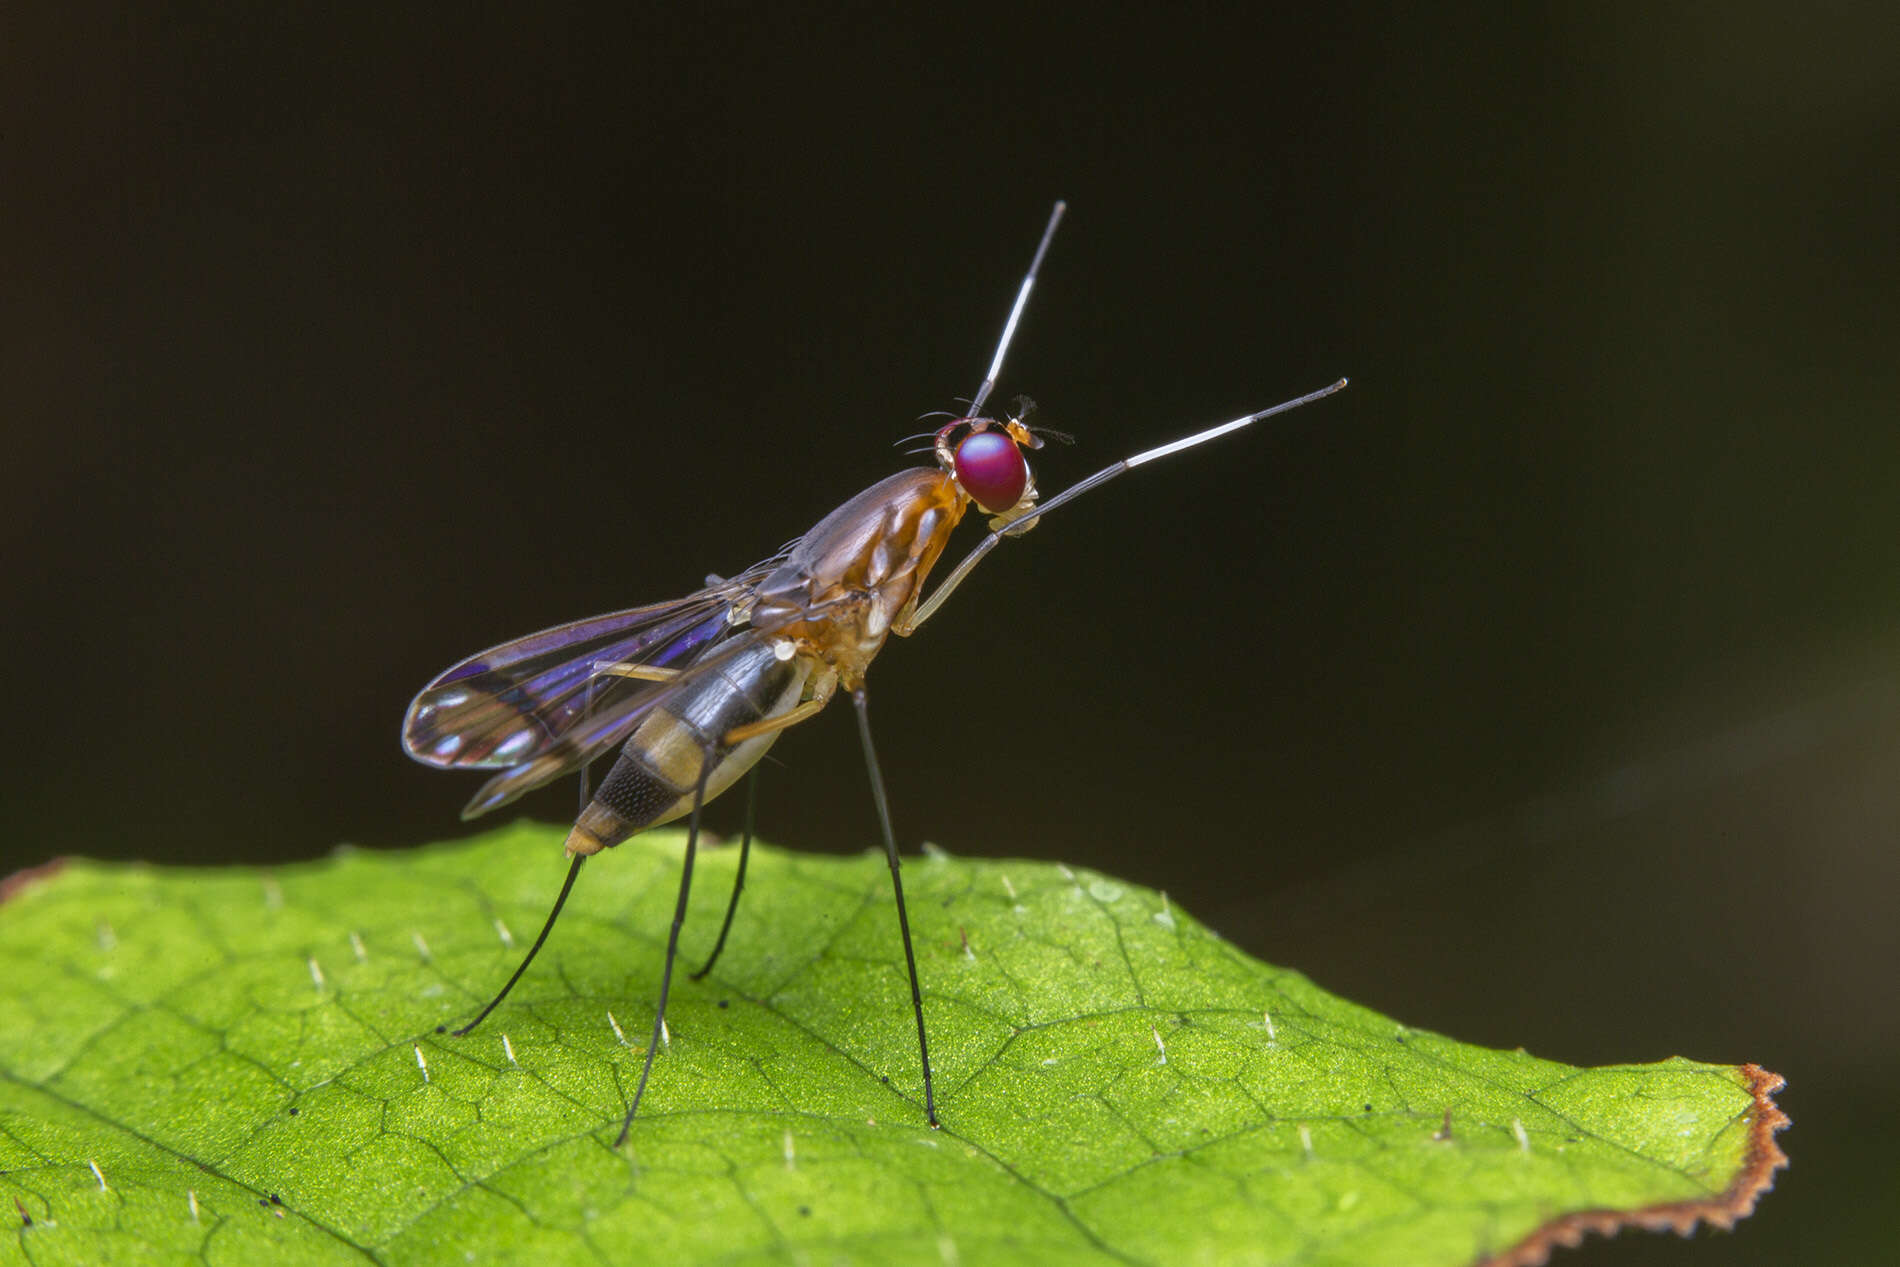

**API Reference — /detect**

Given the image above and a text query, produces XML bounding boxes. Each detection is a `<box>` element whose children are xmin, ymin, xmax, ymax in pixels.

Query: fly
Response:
<box><xmin>402</xmin><ymin>202</ymin><xmax>1347</xmax><ymax>1144</ymax></box>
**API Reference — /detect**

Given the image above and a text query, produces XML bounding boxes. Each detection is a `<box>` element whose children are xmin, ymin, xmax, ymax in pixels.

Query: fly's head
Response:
<box><xmin>936</xmin><ymin>414</ymin><xmax>1043</xmax><ymax>533</ymax></box>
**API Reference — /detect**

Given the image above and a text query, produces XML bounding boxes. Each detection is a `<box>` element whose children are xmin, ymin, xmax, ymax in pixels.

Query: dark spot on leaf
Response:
<box><xmin>717</xmin><ymin>999</ymin><xmax>729</xmax><ymax>1009</ymax></box>
<box><xmin>435</xmin><ymin>1025</ymin><xmax>447</xmax><ymax>1034</ymax></box>
<box><xmin>15</xmin><ymin>1197</ymin><xmax>31</xmax><ymax>1227</ymax></box>
<box><xmin>288</xmin><ymin>1107</ymin><xmax>300</xmax><ymax>1116</ymax></box>
<box><xmin>257</xmin><ymin>1198</ymin><xmax>269</xmax><ymax>1208</ymax></box>
<box><xmin>880</xmin><ymin>1075</ymin><xmax>890</xmax><ymax>1083</ymax></box>
<box><xmin>798</xmin><ymin>1205</ymin><xmax>811</xmax><ymax>1217</ymax></box>
<box><xmin>270</xmin><ymin>1193</ymin><xmax>283</xmax><ymax>1205</ymax></box>
<box><xmin>1363</xmin><ymin>1103</ymin><xmax>1373</xmax><ymax>1113</ymax></box>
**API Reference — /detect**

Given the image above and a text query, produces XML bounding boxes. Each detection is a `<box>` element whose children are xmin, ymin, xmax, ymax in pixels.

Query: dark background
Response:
<box><xmin>5</xmin><ymin>6</ymin><xmax>1895</xmax><ymax>1263</ymax></box>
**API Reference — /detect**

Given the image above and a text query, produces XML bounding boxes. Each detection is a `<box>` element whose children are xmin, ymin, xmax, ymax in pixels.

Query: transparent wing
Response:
<box><xmin>405</xmin><ymin>595</ymin><xmax>723</xmax><ymax>768</ymax></box>
<box><xmin>402</xmin><ymin>556</ymin><xmax>785</xmax><ymax>781</ymax></box>
<box><xmin>444</xmin><ymin>630</ymin><xmax>775</xmax><ymax>820</ymax></box>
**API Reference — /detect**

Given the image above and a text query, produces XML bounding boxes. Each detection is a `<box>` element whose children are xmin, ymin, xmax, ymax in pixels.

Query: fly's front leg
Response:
<box><xmin>894</xmin><ymin>530</ymin><xmax>1011</xmax><ymax>635</ymax></box>
<box><xmin>851</xmin><ymin>684</ymin><xmax>939</xmax><ymax>1127</ymax></box>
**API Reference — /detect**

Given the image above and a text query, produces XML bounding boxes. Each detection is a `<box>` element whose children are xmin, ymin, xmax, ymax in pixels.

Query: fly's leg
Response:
<box><xmin>682</xmin><ymin>664</ymin><xmax>834</xmax><ymax>981</ymax></box>
<box><xmin>616</xmin><ymin>736</ymin><xmax>718</xmax><ymax>1146</ymax></box>
<box><xmin>452</xmin><ymin>666</ymin><xmax>618</xmax><ymax>1036</ymax></box>
<box><xmin>592</xmin><ymin>663</ymin><xmax>680</xmax><ymax>683</ymax></box>
<box><xmin>690</xmin><ymin>764</ymin><xmax>758</xmax><ymax>981</ymax></box>
<box><xmin>723</xmin><ymin>693</ymin><xmax>829</xmax><ymax>740</ymax></box>
<box><xmin>852</xmin><ymin>686</ymin><xmax>939</xmax><ymax>1128</ymax></box>
<box><xmin>451</xmin><ymin>853</ymin><xmax>585</xmax><ymax>1036</ymax></box>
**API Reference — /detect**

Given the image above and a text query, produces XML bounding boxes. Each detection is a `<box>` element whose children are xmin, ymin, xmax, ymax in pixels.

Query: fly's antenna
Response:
<box><xmin>968</xmin><ymin>201</ymin><xmax>1066</xmax><ymax>419</ymax></box>
<box><xmin>900</xmin><ymin>377</ymin><xmax>1349</xmax><ymax>631</ymax></box>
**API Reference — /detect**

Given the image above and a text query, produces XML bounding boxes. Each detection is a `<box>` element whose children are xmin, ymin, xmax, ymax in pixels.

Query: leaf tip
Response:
<box><xmin>1478</xmin><ymin>1063</ymin><xmax>1791</xmax><ymax>1266</ymax></box>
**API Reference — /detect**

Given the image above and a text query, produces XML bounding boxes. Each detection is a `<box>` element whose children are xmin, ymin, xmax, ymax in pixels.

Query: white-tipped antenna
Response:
<box><xmin>1125</xmin><ymin>379</ymin><xmax>1351</xmax><ymax>469</ymax></box>
<box><xmin>1018</xmin><ymin>378</ymin><xmax>1351</xmax><ymax>529</ymax></box>
<box><xmin>968</xmin><ymin>201</ymin><xmax>1067</xmax><ymax>419</ymax></box>
<box><xmin>903</xmin><ymin>377</ymin><xmax>1349</xmax><ymax>631</ymax></box>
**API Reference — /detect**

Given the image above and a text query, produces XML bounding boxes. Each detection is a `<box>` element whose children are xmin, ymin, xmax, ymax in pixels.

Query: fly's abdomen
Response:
<box><xmin>564</xmin><ymin>637</ymin><xmax>809</xmax><ymax>855</ymax></box>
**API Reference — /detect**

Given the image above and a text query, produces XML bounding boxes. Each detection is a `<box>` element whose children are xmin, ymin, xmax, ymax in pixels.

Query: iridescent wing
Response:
<box><xmin>403</xmin><ymin>556</ymin><xmax>785</xmax><ymax>818</ymax></box>
<box><xmin>405</xmin><ymin>594</ymin><xmax>732</xmax><ymax>770</ymax></box>
<box><xmin>444</xmin><ymin>630</ymin><xmax>776</xmax><ymax>820</ymax></box>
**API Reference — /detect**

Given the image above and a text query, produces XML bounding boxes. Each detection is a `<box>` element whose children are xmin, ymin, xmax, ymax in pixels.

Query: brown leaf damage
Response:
<box><xmin>0</xmin><ymin>858</ymin><xmax>67</xmax><ymax>905</ymax></box>
<box><xmin>1479</xmin><ymin>1064</ymin><xmax>1790</xmax><ymax>1267</ymax></box>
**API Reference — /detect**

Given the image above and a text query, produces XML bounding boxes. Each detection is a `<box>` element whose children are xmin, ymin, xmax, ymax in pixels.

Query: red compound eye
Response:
<box><xmin>953</xmin><ymin>430</ymin><xmax>1028</xmax><ymax>513</ymax></box>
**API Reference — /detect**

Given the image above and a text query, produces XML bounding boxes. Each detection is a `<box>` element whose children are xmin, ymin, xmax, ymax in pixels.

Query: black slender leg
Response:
<box><xmin>691</xmin><ymin>764</ymin><xmax>759</xmax><ymax>981</ymax></box>
<box><xmin>852</xmin><ymin>687</ymin><xmax>939</xmax><ymax>1128</ymax></box>
<box><xmin>453</xmin><ymin>852</ymin><xmax>586</xmax><ymax>1035</ymax></box>
<box><xmin>455</xmin><ymin>679</ymin><xmax>602</xmax><ymax>1037</ymax></box>
<box><xmin>615</xmin><ymin>739</ymin><xmax>716</xmax><ymax>1146</ymax></box>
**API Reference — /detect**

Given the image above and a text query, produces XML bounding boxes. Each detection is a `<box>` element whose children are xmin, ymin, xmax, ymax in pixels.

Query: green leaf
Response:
<box><xmin>1</xmin><ymin>825</ymin><xmax>1785</xmax><ymax>1265</ymax></box>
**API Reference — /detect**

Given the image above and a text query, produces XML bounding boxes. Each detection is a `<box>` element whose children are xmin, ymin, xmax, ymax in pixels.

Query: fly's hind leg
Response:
<box><xmin>453</xmin><ymin>661</ymin><xmax>624</xmax><ymax>1036</ymax></box>
<box><xmin>591</xmin><ymin>662</ymin><xmax>681</xmax><ymax>684</ymax></box>
<box><xmin>616</xmin><ymin>733</ymin><xmax>719</xmax><ymax>1147</ymax></box>
<box><xmin>691</xmin><ymin>764</ymin><xmax>758</xmax><ymax>981</ymax></box>
<box><xmin>451</xmin><ymin>853</ymin><xmax>585</xmax><ymax>1036</ymax></box>
<box><xmin>689</xmin><ymin>663</ymin><xmax>836</xmax><ymax>981</ymax></box>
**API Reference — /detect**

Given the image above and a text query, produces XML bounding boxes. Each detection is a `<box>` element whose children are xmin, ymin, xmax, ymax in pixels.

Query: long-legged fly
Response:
<box><xmin>403</xmin><ymin>202</ymin><xmax>1346</xmax><ymax>1144</ymax></box>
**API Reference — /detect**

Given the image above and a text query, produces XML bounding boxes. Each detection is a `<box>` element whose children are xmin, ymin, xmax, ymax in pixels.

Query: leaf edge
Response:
<box><xmin>1476</xmin><ymin>1063</ymin><xmax>1790</xmax><ymax>1267</ymax></box>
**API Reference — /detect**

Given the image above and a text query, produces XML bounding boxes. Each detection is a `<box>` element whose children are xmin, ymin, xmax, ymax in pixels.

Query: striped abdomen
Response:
<box><xmin>564</xmin><ymin>635</ymin><xmax>811</xmax><ymax>855</ymax></box>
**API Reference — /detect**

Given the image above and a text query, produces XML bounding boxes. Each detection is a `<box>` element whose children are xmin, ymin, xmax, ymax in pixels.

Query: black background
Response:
<box><xmin>5</xmin><ymin>6</ymin><xmax>1896</xmax><ymax>1263</ymax></box>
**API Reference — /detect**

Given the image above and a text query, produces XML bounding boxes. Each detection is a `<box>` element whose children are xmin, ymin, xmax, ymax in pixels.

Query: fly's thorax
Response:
<box><xmin>750</xmin><ymin>467</ymin><xmax>966</xmax><ymax>656</ymax></box>
<box><xmin>563</xmin><ymin>637</ymin><xmax>812</xmax><ymax>855</ymax></box>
